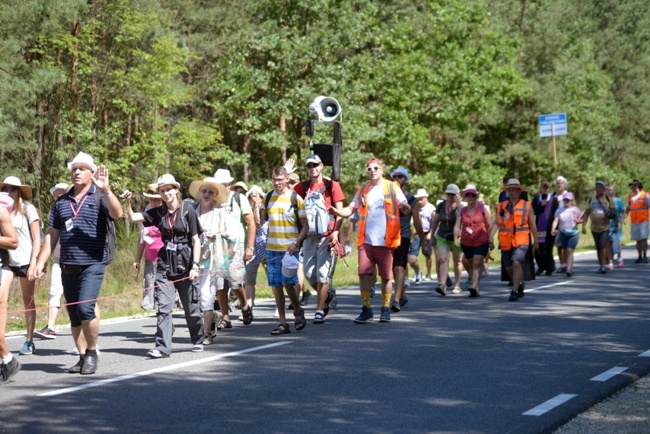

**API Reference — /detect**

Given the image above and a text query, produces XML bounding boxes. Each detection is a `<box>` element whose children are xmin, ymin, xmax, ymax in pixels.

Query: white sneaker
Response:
<box><xmin>192</xmin><ymin>344</ymin><xmax>204</xmax><ymax>353</ymax></box>
<box><xmin>424</xmin><ymin>274</ymin><xmax>433</xmax><ymax>281</ymax></box>
<box><xmin>414</xmin><ymin>272</ymin><xmax>423</xmax><ymax>284</ymax></box>
<box><xmin>404</xmin><ymin>278</ymin><xmax>411</xmax><ymax>288</ymax></box>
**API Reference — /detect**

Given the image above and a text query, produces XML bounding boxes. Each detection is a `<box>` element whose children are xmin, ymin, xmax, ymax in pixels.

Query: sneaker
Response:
<box><xmin>34</xmin><ymin>327</ymin><xmax>57</xmax><ymax>340</ymax></box>
<box><xmin>390</xmin><ymin>300</ymin><xmax>401</xmax><ymax>312</ymax></box>
<box><xmin>19</xmin><ymin>341</ymin><xmax>35</xmax><ymax>356</ymax></box>
<box><xmin>425</xmin><ymin>274</ymin><xmax>434</xmax><ymax>281</ymax></box>
<box><xmin>517</xmin><ymin>281</ymin><xmax>525</xmax><ymax>298</ymax></box>
<box><xmin>313</xmin><ymin>312</ymin><xmax>325</xmax><ymax>324</ymax></box>
<box><xmin>414</xmin><ymin>272</ymin><xmax>423</xmax><ymax>284</ymax></box>
<box><xmin>1</xmin><ymin>358</ymin><xmax>21</xmax><ymax>384</ymax></box>
<box><xmin>354</xmin><ymin>306</ymin><xmax>374</xmax><ymax>324</ymax></box>
<box><xmin>435</xmin><ymin>283</ymin><xmax>447</xmax><ymax>296</ymax></box>
<box><xmin>617</xmin><ymin>258</ymin><xmax>624</xmax><ymax>268</ymax></box>
<box><xmin>598</xmin><ymin>267</ymin><xmax>607</xmax><ymax>274</ymax></box>
<box><xmin>379</xmin><ymin>306</ymin><xmax>391</xmax><ymax>322</ymax></box>
<box><xmin>398</xmin><ymin>297</ymin><xmax>408</xmax><ymax>308</ymax></box>
<box><xmin>204</xmin><ymin>333</ymin><xmax>216</xmax><ymax>345</ymax></box>
<box><xmin>299</xmin><ymin>290</ymin><xmax>311</xmax><ymax>306</ymax></box>
<box><xmin>192</xmin><ymin>344</ymin><xmax>204</xmax><ymax>353</ymax></box>
<box><xmin>508</xmin><ymin>291</ymin><xmax>519</xmax><ymax>302</ymax></box>
<box><xmin>404</xmin><ymin>278</ymin><xmax>411</xmax><ymax>288</ymax></box>
<box><xmin>555</xmin><ymin>266</ymin><xmax>566</xmax><ymax>273</ymax></box>
<box><xmin>147</xmin><ymin>349</ymin><xmax>169</xmax><ymax>359</ymax></box>
<box><xmin>605</xmin><ymin>263</ymin><xmax>614</xmax><ymax>271</ymax></box>
<box><xmin>323</xmin><ymin>291</ymin><xmax>334</xmax><ymax>317</ymax></box>
<box><xmin>329</xmin><ymin>288</ymin><xmax>338</xmax><ymax>308</ymax></box>
<box><xmin>451</xmin><ymin>286</ymin><xmax>462</xmax><ymax>295</ymax></box>
<box><xmin>635</xmin><ymin>257</ymin><xmax>643</xmax><ymax>264</ymax></box>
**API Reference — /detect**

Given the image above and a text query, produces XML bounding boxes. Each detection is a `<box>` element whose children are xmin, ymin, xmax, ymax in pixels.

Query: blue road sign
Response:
<box><xmin>539</xmin><ymin>113</ymin><xmax>568</xmax><ymax>137</ymax></box>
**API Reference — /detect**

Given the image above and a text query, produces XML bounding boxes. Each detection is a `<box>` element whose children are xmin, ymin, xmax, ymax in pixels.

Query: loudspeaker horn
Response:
<box><xmin>308</xmin><ymin>96</ymin><xmax>341</xmax><ymax>123</ymax></box>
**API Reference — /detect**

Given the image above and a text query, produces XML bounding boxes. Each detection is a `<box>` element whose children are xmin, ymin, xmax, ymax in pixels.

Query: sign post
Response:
<box><xmin>539</xmin><ymin>113</ymin><xmax>568</xmax><ymax>176</ymax></box>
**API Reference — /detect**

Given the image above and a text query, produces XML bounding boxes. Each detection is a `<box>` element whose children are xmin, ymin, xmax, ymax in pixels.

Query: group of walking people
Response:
<box><xmin>2</xmin><ymin>150</ymin><xmax>649</xmax><ymax>385</ymax></box>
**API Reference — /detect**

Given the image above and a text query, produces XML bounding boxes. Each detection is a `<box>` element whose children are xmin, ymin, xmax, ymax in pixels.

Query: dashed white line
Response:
<box><xmin>38</xmin><ymin>341</ymin><xmax>292</xmax><ymax>397</ymax></box>
<box><xmin>523</xmin><ymin>393</ymin><xmax>577</xmax><ymax>416</ymax></box>
<box><xmin>590</xmin><ymin>366</ymin><xmax>628</xmax><ymax>382</ymax></box>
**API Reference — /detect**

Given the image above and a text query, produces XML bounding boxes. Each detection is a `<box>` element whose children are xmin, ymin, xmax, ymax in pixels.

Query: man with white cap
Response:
<box><xmin>408</xmin><ymin>189</ymin><xmax>435</xmax><ymax>282</ymax></box>
<box><xmin>211</xmin><ymin>169</ymin><xmax>255</xmax><ymax>328</ymax></box>
<box><xmin>489</xmin><ymin>178</ymin><xmax>538</xmax><ymax>302</ymax></box>
<box><xmin>389</xmin><ymin>166</ymin><xmax>424</xmax><ymax>312</ymax></box>
<box><xmin>35</xmin><ymin>152</ymin><xmax>123</xmax><ymax>374</ymax></box>
<box><xmin>292</xmin><ymin>154</ymin><xmax>345</xmax><ymax>324</ymax></box>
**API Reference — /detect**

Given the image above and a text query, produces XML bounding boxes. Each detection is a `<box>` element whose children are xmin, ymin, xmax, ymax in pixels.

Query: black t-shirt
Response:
<box><xmin>142</xmin><ymin>202</ymin><xmax>201</xmax><ymax>247</ymax></box>
<box><xmin>436</xmin><ymin>201</ymin><xmax>458</xmax><ymax>235</ymax></box>
<box><xmin>400</xmin><ymin>192</ymin><xmax>417</xmax><ymax>239</ymax></box>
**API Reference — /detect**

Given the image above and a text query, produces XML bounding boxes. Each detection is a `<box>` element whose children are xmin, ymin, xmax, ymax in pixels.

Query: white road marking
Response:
<box><xmin>639</xmin><ymin>349</ymin><xmax>650</xmax><ymax>357</ymax></box>
<box><xmin>590</xmin><ymin>366</ymin><xmax>628</xmax><ymax>382</ymax></box>
<box><xmin>38</xmin><ymin>341</ymin><xmax>292</xmax><ymax>397</ymax></box>
<box><xmin>502</xmin><ymin>280</ymin><xmax>572</xmax><ymax>297</ymax></box>
<box><xmin>523</xmin><ymin>393</ymin><xmax>577</xmax><ymax>416</ymax></box>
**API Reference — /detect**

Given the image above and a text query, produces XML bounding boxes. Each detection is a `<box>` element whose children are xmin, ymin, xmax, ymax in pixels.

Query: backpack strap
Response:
<box><xmin>264</xmin><ymin>191</ymin><xmax>273</xmax><ymax>221</ymax></box>
<box><xmin>291</xmin><ymin>191</ymin><xmax>302</xmax><ymax>232</ymax></box>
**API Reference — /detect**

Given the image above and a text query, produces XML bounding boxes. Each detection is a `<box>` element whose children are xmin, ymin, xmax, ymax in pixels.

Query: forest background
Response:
<box><xmin>1</xmin><ymin>0</ymin><xmax>649</xmax><ymax>324</ymax></box>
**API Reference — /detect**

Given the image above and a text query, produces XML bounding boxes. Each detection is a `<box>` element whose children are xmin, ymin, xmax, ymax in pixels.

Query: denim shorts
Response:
<box><xmin>266</xmin><ymin>250</ymin><xmax>299</xmax><ymax>287</ymax></box>
<box><xmin>61</xmin><ymin>263</ymin><xmax>106</xmax><ymax>327</ymax></box>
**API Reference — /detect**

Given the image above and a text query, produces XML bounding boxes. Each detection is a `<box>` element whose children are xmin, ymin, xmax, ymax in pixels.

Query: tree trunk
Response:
<box><xmin>69</xmin><ymin>20</ymin><xmax>80</xmax><ymax>145</ymax></box>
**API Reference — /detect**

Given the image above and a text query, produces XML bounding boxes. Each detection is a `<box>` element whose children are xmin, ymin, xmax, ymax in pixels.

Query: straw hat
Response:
<box><xmin>0</xmin><ymin>176</ymin><xmax>33</xmax><ymax>200</ymax></box>
<box><xmin>502</xmin><ymin>178</ymin><xmax>527</xmax><ymax>191</ymax></box>
<box><xmin>49</xmin><ymin>182</ymin><xmax>70</xmax><ymax>196</ymax></box>
<box><xmin>188</xmin><ymin>177</ymin><xmax>228</xmax><ymax>205</ymax></box>
<box><xmin>415</xmin><ymin>189</ymin><xmax>428</xmax><ymax>198</ymax></box>
<box><xmin>232</xmin><ymin>181</ymin><xmax>249</xmax><ymax>192</ymax></box>
<box><xmin>143</xmin><ymin>183</ymin><xmax>161</xmax><ymax>199</ymax></box>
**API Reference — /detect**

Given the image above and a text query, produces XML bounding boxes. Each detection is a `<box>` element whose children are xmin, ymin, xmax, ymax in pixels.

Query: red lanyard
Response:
<box><xmin>69</xmin><ymin>195</ymin><xmax>90</xmax><ymax>220</ymax></box>
<box><xmin>167</xmin><ymin>208</ymin><xmax>179</xmax><ymax>239</ymax></box>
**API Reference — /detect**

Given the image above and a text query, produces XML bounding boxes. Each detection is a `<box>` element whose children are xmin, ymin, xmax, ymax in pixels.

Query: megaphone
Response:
<box><xmin>308</xmin><ymin>96</ymin><xmax>341</xmax><ymax>123</ymax></box>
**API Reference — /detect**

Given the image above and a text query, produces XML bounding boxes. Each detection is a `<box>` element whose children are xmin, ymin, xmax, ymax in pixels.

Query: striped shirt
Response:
<box><xmin>262</xmin><ymin>191</ymin><xmax>305</xmax><ymax>252</ymax></box>
<box><xmin>50</xmin><ymin>185</ymin><xmax>110</xmax><ymax>265</ymax></box>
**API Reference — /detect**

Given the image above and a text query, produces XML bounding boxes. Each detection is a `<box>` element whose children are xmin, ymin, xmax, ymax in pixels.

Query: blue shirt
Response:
<box><xmin>50</xmin><ymin>185</ymin><xmax>110</xmax><ymax>265</ymax></box>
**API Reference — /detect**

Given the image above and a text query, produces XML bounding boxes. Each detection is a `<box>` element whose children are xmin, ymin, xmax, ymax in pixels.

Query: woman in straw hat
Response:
<box><xmin>124</xmin><ymin>174</ymin><xmax>205</xmax><ymax>358</ymax></box>
<box><xmin>133</xmin><ymin>183</ymin><xmax>164</xmax><ymax>312</ymax></box>
<box><xmin>0</xmin><ymin>193</ymin><xmax>19</xmax><ymax>383</ymax></box>
<box><xmin>0</xmin><ymin>176</ymin><xmax>42</xmax><ymax>356</ymax></box>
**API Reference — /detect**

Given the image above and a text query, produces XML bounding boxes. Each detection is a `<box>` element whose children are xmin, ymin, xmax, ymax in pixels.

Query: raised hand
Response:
<box><xmin>92</xmin><ymin>165</ymin><xmax>110</xmax><ymax>191</ymax></box>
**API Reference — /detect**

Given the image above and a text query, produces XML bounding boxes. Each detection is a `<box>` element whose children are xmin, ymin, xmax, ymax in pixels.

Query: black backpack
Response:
<box><xmin>93</xmin><ymin>191</ymin><xmax>117</xmax><ymax>265</ymax></box>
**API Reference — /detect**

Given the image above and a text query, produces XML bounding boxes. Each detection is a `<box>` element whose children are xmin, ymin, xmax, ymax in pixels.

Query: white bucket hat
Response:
<box><xmin>281</xmin><ymin>253</ymin><xmax>299</xmax><ymax>278</ymax></box>
<box><xmin>157</xmin><ymin>174</ymin><xmax>181</xmax><ymax>190</ymax></box>
<box><xmin>49</xmin><ymin>182</ymin><xmax>70</xmax><ymax>196</ymax></box>
<box><xmin>213</xmin><ymin>169</ymin><xmax>234</xmax><ymax>184</ymax></box>
<box><xmin>67</xmin><ymin>152</ymin><xmax>97</xmax><ymax>173</ymax></box>
<box><xmin>247</xmin><ymin>185</ymin><xmax>265</xmax><ymax>199</ymax></box>
<box><xmin>188</xmin><ymin>177</ymin><xmax>228</xmax><ymax>205</ymax></box>
<box><xmin>415</xmin><ymin>188</ymin><xmax>428</xmax><ymax>198</ymax></box>
<box><xmin>0</xmin><ymin>176</ymin><xmax>33</xmax><ymax>200</ymax></box>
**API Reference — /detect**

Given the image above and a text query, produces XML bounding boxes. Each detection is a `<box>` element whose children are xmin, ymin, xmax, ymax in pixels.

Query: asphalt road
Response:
<box><xmin>2</xmin><ymin>245</ymin><xmax>649</xmax><ymax>434</ymax></box>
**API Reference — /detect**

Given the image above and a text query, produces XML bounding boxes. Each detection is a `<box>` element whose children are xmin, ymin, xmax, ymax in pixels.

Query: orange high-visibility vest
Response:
<box><xmin>356</xmin><ymin>180</ymin><xmax>401</xmax><ymax>248</ymax></box>
<box><xmin>497</xmin><ymin>199</ymin><xmax>531</xmax><ymax>250</ymax></box>
<box><xmin>628</xmin><ymin>191</ymin><xmax>649</xmax><ymax>224</ymax></box>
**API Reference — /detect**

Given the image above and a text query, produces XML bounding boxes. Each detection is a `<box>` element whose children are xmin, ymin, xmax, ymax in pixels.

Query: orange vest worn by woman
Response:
<box><xmin>628</xmin><ymin>191</ymin><xmax>649</xmax><ymax>224</ymax></box>
<box><xmin>356</xmin><ymin>180</ymin><xmax>401</xmax><ymax>249</ymax></box>
<box><xmin>497</xmin><ymin>199</ymin><xmax>531</xmax><ymax>250</ymax></box>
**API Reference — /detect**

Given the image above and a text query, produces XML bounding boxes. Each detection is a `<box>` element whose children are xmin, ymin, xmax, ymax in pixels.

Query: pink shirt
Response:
<box><xmin>460</xmin><ymin>205</ymin><xmax>489</xmax><ymax>247</ymax></box>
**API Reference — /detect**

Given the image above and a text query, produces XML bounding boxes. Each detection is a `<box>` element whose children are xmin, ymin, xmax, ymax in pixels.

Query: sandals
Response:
<box><xmin>241</xmin><ymin>306</ymin><xmax>253</xmax><ymax>326</ymax></box>
<box><xmin>271</xmin><ymin>323</ymin><xmax>291</xmax><ymax>335</ymax></box>
<box><xmin>217</xmin><ymin>318</ymin><xmax>232</xmax><ymax>330</ymax></box>
<box><xmin>294</xmin><ymin>308</ymin><xmax>306</xmax><ymax>331</ymax></box>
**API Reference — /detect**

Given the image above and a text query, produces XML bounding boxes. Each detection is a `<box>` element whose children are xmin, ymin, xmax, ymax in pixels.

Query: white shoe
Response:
<box><xmin>414</xmin><ymin>272</ymin><xmax>423</xmax><ymax>284</ymax></box>
<box><xmin>404</xmin><ymin>278</ymin><xmax>411</xmax><ymax>288</ymax></box>
<box><xmin>192</xmin><ymin>344</ymin><xmax>204</xmax><ymax>353</ymax></box>
<box><xmin>424</xmin><ymin>274</ymin><xmax>433</xmax><ymax>281</ymax></box>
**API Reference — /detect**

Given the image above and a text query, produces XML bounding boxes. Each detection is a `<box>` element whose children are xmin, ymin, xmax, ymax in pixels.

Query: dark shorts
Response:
<box><xmin>392</xmin><ymin>238</ymin><xmax>410</xmax><ymax>269</ymax></box>
<box><xmin>61</xmin><ymin>263</ymin><xmax>106</xmax><ymax>328</ymax></box>
<box><xmin>559</xmin><ymin>232</ymin><xmax>579</xmax><ymax>250</ymax></box>
<box><xmin>461</xmin><ymin>243</ymin><xmax>489</xmax><ymax>259</ymax></box>
<box><xmin>592</xmin><ymin>230</ymin><xmax>608</xmax><ymax>248</ymax></box>
<box><xmin>502</xmin><ymin>246</ymin><xmax>528</xmax><ymax>268</ymax></box>
<box><xmin>8</xmin><ymin>264</ymin><xmax>29</xmax><ymax>278</ymax></box>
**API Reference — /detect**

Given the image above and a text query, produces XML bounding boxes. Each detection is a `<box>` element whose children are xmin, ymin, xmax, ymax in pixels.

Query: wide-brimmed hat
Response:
<box><xmin>503</xmin><ymin>178</ymin><xmax>527</xmax><ymax>191</ymax></box>
<box><xmin>390</xmin><ymin>166</ymin><xmax>410</xmax><ymax>182</ymax></box>
<box><xmin>232</xmin><ymin>181</ymin><xmax>249</xmax><ymax>192</ymax></box>
<box><xmin>0</xmin><ymin>192</ymin><xmax>14</xmax><ymax>211</ymax></box>
<box><xmin>143</xmin><ymin>183</ymin><xmax>161</xmax><ymax>199</ymax></box>
<box><xmin>188</xmin><ymin>177</ymin><xmax>228</xmax><ymax>205</ymax></box>
<box><xmin>247</xmin><ymin>185</ymin><xmax>265</xmax><ymax>198</ymax></box>
<box><xmin>49</xmin><ymin>182</ymin><xmax>70</xmax><ymax>196</ymax></box>
<box><xmin>415</xmin><ymin>188</ymin><xmax>428</xmax><ymax>198</ymax></box>
<box><xmin>157</xmin><ymin>174</ymin><xmax>181</xmax><ymax>190</ymax></box>
<box><xmin>67</xmin><ymin>152</ymin><xmax>97</xmax><ymax>173</ymax></box>
<box><xmin>213</xmin><ymin>169</ymin><xmax>234</xmax><ymax>184</ymax></box>
<box><xmin>445</xmin><ymin>184</ymin><xmax>460</xmax><ymax>195</ymax></box>
<box><xmin>462</xmin><ymin>184</ymin><xmax>478</xmax><ymax>196</ymax></box>
<box><xmin>0</xmin><ymin>176</ymin><xmax>33</xmax><ymax>200</ymax></box>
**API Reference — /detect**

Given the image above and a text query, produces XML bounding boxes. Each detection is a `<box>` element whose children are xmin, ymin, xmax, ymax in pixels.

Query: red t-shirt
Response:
<box><xmin>293</xmin><ymin>179</ymin><xmax>346</xmax><ymax>231</ymax></box>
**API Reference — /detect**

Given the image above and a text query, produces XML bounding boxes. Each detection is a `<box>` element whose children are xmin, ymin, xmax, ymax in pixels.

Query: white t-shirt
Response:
<box><xmin>9</xmin><ymin>203</ymin><xmax>40</xmax><ymax>267</ymax></box>
<box><xmin>351</xmin><ymin>180</ymin><xmax>407</xmax><ymax>246</ymax></box>
<box><xmin>419</xmin><ymin>202</ymin><xmax>435</xmax><ymax>233</ymax></box>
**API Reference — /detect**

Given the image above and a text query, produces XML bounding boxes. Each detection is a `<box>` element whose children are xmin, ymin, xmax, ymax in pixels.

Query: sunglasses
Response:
<box><xmin>306</xmin><ymin>163</ymin><xmax>320</xmax><ymax>169</ymax></box>
<box><xmin>1</xmin><ymin>186</ymin><xmax>18</xmax><ymax>193</ymax></box>
<box><xmin>201</xmin><ymin>189</ymin><xmax>216</xmax><ymax>195</ymax></box>
<box><xmin>367</xmin><ymin>166</ymin><xmax>381</xmax><ymax>172</ymax></box>
<box><xmin>446</xmin><ymin>193</ymin><xmax>456</xmax><ymax>197</ymax></box>
<box><xmin>465</xmin><ymin>193</ymin><xmax>477</xmax><ymax>198</ymax></box>
<box><xmin>392</xmin><ymin>174</ymin><xmax>405</xmax><ymax>180</ymax></box>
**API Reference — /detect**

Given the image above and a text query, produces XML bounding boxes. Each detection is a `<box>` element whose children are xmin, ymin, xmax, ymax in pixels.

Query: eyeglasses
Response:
<box><xmin>201</xmin><ymin>189</ymin><xmax>216</xmax><ymax>195</ymax></box>
<box><xmin>306</xmin><ymin>163</ymin><xmax>320</xmax><ymax>169</ymax></box>
<box><xmin>392</xmin><ymin>174</ymin><xmax>405</xmax><ymax>180</ymax></box>
<box><xmin>465</xmin><ymin>193</ymin><xmax>477</xmax><ymax>198</ymax></box>
<box><xmin>367</xmin><ymin>166</ymin><xmax>381</xmax><ymax>172</ymax></box>
<box><xmin>272</xmin><ymin>177</ymin><xmax>287</xmax><ymax>183</ymax></box>
<box><xmin>1</xmin><ymin>186</ymin><xmax>18</xmax><ymax>193</ymax></box>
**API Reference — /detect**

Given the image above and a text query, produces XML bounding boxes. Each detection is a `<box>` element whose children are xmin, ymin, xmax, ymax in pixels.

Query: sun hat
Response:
<box><xmin>67</xmin><ymin>152</ymin><xmax>97</xmax><ymax>173</ymax></box>
<box><xmin>462</xmin><ymin>184</ymin><xmax>478</xmax><ymax>196</ymax></box>
<box><xmin>445</xmin><ymin>184</ymin><xmax>460</xmax><ymax>195</ymax></box>
<box><xmin>157</xmin><ymin>174</ymin><xmax>180</xmax><ymax>190</ymax></box>
<box><xmin>390</xmin><ymin>166</ymin><xmax>410</xmax><ymax>181</ymax></box>
<box><xmin>49</xmin><ymin>182</ymin><xmax>70</xmax><ymax>196</ymax></box>
<box><xmin>281</xmin><ymin>252</ymin><xmax>299</xmax><ymax>278</ymax></box>
<box><xmin>503</xmin><ymin>178</ymin><xmax>527</xmax><ymax>191</ymax></box>
<box><xmin>188</xmin><ymin>177</ymin><xmax>228</xmax><ymax>205</ymax></box>
<box><xmin>142</xmin><ymin>183</ymin><xmax>161</xmax><ymax>199</ymax></box>
<box><xmin>305</xmin><ymin>154</ymin><xmax>322</xmax><ymax>165</ymax></box>
<box><xmin>555</xmin><ymin>176</ymin><xmax>568</xmax><ymax>186</ymax></box>
<box><xmin>415</xmin><ymin>189</ymin><xmax>428</xmax><ymax>198</ymax></box>
<box><xmin>0</xmin><ymin>176</ymin><xmax>33</xmax><ymax>200</ymax></box>
<box><xmin>213</xmin><ymin>169</ymin><xmax>234</xmax><ymax>184</ymax></box>
<box><xmin>0</xmin><ymin>192</ymin><xmax>14</xmax><ymax>211</ymax></box>
<box><xmin>563</xmin><ymin>192</ymin><xmax>574</xmax><ymax>201</ymax></box>
<box><xmin>232</xmin><ymin>181</ymin><xmax>249</xmax><ymax>192</ymax></box>
<box><xmin>247</xmin><ymin>185</ymin><xmax>265</xmax><ymax>199</ymax></box>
